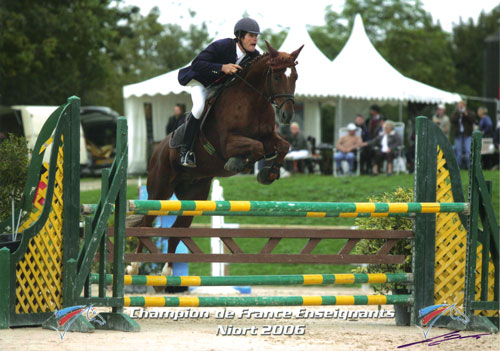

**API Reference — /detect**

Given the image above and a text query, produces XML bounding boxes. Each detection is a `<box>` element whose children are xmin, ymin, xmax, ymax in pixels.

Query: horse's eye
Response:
<box><xmin>274</xmin><ymin>75</ymin><xmax>280</xmax><ymax>82</ymax></box>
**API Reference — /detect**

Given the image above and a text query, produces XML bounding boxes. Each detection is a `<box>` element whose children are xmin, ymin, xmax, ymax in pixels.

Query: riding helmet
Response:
<box><xmin>234</xmin><ymin>17</ymin><xmax>260</xmax><ymax>36</ymax></box>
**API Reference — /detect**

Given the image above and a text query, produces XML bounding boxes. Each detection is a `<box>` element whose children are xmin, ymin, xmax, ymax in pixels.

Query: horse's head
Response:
<box><xmin>265</xmin><ymin>41</ymin><xmax>303</xmax><ymax>125</ymax></box>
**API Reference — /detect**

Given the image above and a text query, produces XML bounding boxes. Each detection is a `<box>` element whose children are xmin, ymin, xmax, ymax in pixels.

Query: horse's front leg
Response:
<box><xmin>222</xmin><ymin>135</ymin><xmax>265</xmax><ymax>172</ymax></box>
<box><xmin>257</xmin><ymin>132</ymin><xmax>291</xmax><ymax>185</ymax></box>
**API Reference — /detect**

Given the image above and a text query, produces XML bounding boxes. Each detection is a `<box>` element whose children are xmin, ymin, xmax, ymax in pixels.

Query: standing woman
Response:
<box><xmin>178</xmin><ymin>18</ymin><xmax>261</xmax><ymax>167</ymax></box>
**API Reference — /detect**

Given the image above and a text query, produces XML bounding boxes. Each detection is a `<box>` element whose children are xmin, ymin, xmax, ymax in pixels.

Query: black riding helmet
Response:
<box><xmin>234</xmin><ymin>17</ymin><xmax>260</xmax><ymax>38</ymax></box>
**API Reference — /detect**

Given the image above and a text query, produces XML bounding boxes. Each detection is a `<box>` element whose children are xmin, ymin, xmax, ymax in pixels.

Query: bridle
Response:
<box><xmin>233</xmin><ymin>64</ymin><xmax>295</xmax><ymax>116</ymax></box>
<box><xmin>265</xmin><ymin>67</ymin><xmax>296</xmax><ymax>115</ymax></box>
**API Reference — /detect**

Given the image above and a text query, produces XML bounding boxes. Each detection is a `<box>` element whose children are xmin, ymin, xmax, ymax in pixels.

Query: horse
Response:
<box><xmin>126</xmin><ymin>41</ymin><xmax>303</xmax><ymax>276</ymax></box>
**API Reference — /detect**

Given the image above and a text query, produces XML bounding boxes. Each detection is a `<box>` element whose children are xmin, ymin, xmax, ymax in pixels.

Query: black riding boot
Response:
<box><xmin>180</xmin><ymin>114</ymin><xmax>200</xmax><ymax>167</ymax></box>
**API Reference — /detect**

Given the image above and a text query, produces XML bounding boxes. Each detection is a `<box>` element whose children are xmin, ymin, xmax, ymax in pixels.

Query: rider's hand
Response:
<box><xmin>222</xmin><ymin>63</ymin><xmax>242</xmax><ymax>75</ymax></box>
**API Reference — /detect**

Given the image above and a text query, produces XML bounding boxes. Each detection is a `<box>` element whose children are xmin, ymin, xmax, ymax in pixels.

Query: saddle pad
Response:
<box><xmin>169</xmin><ymin>120</ymin><xmax>187</xmax><ymax>149</ymax></box>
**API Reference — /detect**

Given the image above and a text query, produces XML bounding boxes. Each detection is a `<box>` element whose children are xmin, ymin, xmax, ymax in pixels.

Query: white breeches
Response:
<box><xmin>189</xmin><ymin>81</ymin><xmax>217</xmax><ymax>119</ymax></box>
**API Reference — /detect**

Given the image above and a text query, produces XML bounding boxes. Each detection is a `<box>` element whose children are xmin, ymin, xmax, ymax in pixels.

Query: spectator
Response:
<box><xmin>284</xmin><ymin>122</ymin><xmax>310</xmax><ymax>173</ymax></box>
<box><xmin>432</xmin><ymin>103</ymin><xmax>450</xmax><ymax>138</ymax></box>
<box><xmin>166</xmin><ymin>104</ymin><xmax>186</xmax><ymax>136</ymax></box>
<box><xmin>334</xmin><ymin>123</ymin><xmax>363</xmax><ymax>176</ymax></box>
<box><xmin>355</xmin><ymin>114</ymin><xmax>370</xmax><ymax>141</ymax></box>
<box><xmin>477</xmin><ymin>106</ymin><xmax>493</xmax><ymax>138</ymax></box>
<box><xmin>365</xmin><ymin>104</ymin><xmax>384</xmax><ymax>137</ymax></box>
<box><xmin>364</xmin><ymin>120</ymin><xmax>402</xmax><ymax>176</ymax></box>
<box><xmin>355</xmin><ymin>114</ymin><xmax>371</xmax><ymax>174</ymax></box>
<box><xmin>450</xmin><ymin>101</ymin><xmax>475</xmax><ymax>169</ymax></box>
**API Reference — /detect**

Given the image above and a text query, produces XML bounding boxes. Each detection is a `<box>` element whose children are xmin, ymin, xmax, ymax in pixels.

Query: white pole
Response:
<box><xmin>211</xmin><ymin>180</ymin><xmax>226</xmax><ymax>276</ymax></box>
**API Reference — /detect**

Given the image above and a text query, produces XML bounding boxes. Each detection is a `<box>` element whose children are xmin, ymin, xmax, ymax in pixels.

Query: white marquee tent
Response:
<box><xmin>327</xmin><ymin>14</ymin><xmax>461</xmax><ymax>133</ymax></box>
<box><xmin>123</xmin><ymin>14</ymin><xmax>461</xmax><ymax>174</ymax></box>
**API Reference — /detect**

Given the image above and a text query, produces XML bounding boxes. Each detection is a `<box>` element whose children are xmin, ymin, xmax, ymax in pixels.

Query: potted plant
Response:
<box><xmin>351</xmin><ymin>187</ymin><xmax>413</xmax><ymax>325</ymax></box>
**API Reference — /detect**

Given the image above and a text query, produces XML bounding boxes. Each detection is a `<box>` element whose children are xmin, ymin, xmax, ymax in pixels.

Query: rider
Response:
<box><xmin>177</xmin><ymin>17</ymin><xmax>261</xmax><ymax>167</ymax></box>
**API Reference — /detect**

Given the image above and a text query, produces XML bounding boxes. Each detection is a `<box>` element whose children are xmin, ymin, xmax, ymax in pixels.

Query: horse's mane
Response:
<box><xmin>239</xmin><ymin>51</ymin><xmax>296</xmax><ymax>77</ymax></box>
<box><xmin>239</xmin><ymin>53</ymin><xmax>270</xmax><ymax>78</ymax></box>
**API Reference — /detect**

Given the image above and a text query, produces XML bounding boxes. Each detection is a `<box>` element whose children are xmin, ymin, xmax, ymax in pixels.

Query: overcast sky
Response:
<box><xmin>121</xmin><ymin>0</ymin><xmax>499</xmax><ymax>37</ymax></box>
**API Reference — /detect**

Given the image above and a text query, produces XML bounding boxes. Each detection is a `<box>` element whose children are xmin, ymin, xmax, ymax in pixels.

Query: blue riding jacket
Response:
<box><xmin>178</xmin><ymin>38</ymin><xmax>260</xmax><ymax>87</ymax></box>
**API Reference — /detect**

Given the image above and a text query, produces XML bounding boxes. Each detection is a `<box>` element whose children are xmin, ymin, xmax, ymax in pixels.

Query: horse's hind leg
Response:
<box><xmin>161</xmin><ymin>177</ymin><xmax>213</xmax><ymax>277</ymax></box>
<box><xmin>127</xmin><ymin>148</ymin><xmax>176</xmax><ymax>275</ymax></box>
<box><xmin>125</xmin><ymin>214</ymin><xmax>158</xmax><ymax>275</ymax></box>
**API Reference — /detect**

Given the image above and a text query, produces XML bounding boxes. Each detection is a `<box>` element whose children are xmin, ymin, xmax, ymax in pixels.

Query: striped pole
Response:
<box><xmin>127</xmin><ymin>200</ymin><xmax>468</xmax><ymax>215</ymax></box>
<box><xmin>90</xmin><ymin>273</ymin><xmax>413</xmax><ymax>286</ymax></box>
<box><xmin>127</xmin><ymin>210</ymin><xmax>417</xmax><ymax>218</ymax></box>
<box><xmin>82</xmin><ymin>204</ymin><xmax>418</xmax><ymax>218</ymax></box>
<box><xmin>124</xmin><ymin>294</ymin><xmax>412</xmax><ymax>307</ymax></box>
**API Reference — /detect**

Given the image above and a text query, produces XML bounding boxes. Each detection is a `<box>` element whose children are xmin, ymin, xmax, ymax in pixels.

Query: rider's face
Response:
<box><xmin>241</xmin><ymin>33</ymin><xmax>258</xmax><ymax>52</ymax></box>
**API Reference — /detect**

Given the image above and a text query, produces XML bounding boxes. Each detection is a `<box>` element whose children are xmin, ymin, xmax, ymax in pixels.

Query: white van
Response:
<box><xmin>0</xmin><ymin>105</ymin><xmax>88</xmax><ymax>166</ymax></box>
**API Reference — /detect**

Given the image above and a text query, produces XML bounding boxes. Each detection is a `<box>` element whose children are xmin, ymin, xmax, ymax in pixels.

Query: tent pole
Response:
<box><xmin>399</xmin><ymin>100</ymin><xmax>403</xmax><ymax>122</ymax></box>
<box><xmin>335</xmin><ymin>97</ymin><xmax>343</xmax><ymax>144</ymax></box>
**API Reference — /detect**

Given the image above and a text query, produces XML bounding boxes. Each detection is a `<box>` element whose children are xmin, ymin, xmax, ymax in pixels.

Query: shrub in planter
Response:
<box><xmin>351</xmin><ymin>187</ymin><xmax>414</xmax><ymax>325</ymax></box>
<box><xmin>351</xmin><ymin>187</ymin><xmax>413</xmax><ymax>294</ymax></box>
<box><xmin>0</xmin><ymin>134</ymin><xmax>29</xmax><ymax>223</ymax></box>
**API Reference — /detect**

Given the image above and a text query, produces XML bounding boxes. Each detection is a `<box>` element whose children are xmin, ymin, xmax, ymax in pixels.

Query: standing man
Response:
<box><xmin>366</xmin><ymin>105</ymin><xmax>383</xmax><ymax>137</ymax></box>
<box><xmin>450</xmin><ymin>101</ymin><xmax>475</xmax><ymax>169</ymax></box>
<box><xmin>177</xmin><ymin>18</ymin><xmax>261</xmax><ymax>167</ymax></box>
<box><xmin>432</xmin><ymin>104</ymin><xmax>450</xmax><ymax>138</ymax></box>
<box><xmin>354</xmin><ymin>114</ymin><xmax>370</xmax><ymax>174</ymax></box>
<box><xmin>165</xmin><ymin>104</ymin><xmax>186</xmax><ymax>136</ymax></box>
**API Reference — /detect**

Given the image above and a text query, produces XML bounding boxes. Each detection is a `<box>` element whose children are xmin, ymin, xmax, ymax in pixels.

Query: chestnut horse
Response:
<box><xmin>127</xmin><ymin>41</ymin><xmax>303</xmax><ymax>276</ymax></box>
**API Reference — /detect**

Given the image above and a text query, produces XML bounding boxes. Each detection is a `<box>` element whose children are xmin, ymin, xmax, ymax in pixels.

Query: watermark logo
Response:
<box><xmin>397</xmin><ymin>304</ymin><xmax>490</xmax><ymax>348</ymax></box>
<box><xmin>49</xmin><ymin>305</ymin><xmax>106</xmax><ymax>340</ymax></box>
<box><xmin>416</xmin><ymin>303</ymin><xmax>469</xmax><ymax>339</ymax></box>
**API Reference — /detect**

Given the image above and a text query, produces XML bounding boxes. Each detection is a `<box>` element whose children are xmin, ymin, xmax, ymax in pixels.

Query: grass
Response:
<box><xmin>81</xmin><ymin>171</ymin><xmax>499</xmax><ymax>276</ymax></box>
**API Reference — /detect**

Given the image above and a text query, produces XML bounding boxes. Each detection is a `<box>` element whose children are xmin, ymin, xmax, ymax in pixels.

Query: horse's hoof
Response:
<box><xmin>257</xmin><ymin>167</ymin><xmax>275</xmax><ymax>185</ymax></box>
<box><xmin>126</xmin><ymin>262</ymin><xmax>140</xmax><ymax>275</ymax></box>
<box><xmin>224</xmin><ymin>157</ymin><xmax>247</xmax><ymax>172</ymax></box>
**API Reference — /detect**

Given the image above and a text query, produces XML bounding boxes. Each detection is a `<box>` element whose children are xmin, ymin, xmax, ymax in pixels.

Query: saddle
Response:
<box><xmin>169</xmin><ymin>83</ymin><xmax>228</xmax><ymax>158</ymax></box>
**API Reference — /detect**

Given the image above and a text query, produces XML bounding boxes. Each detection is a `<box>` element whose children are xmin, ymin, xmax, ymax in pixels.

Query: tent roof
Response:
<box><xmin>328</xmin><ymin>14</ymin><xmax>461</xmax><ymax>103</ymax></box>
<box><xmin>123</xmin><ymin>15</ymin><xmax>461</xmax><ymax>103</ymax></box>
<box><xmin>278</xmin><ymin>25</ymin><xmax>336</xmax><ymax>98</ymax></box>
<box><xmin>123</xmin><ymin>66</ymin><xmax>189</xmax><ymax>99</ymax></box>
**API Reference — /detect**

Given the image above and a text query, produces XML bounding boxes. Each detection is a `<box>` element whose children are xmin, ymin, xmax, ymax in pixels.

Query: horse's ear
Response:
<box><xmin>290</xmin><ymin>45</ymin><xmax>304</xmax><ymax>60</ymax></box>
<box><xmin>265</xmin><ymin>40</ymin><xmax>279</xmax><ymax>58</ymax></box>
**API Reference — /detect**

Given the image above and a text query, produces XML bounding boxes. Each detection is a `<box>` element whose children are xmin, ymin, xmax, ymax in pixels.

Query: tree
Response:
<box><xmin>452</xmin><ymin>6</ymin><xmax>500</xmax><ymax>96</ymax></box>
<box><xmin>310</xmin><ymin>0</ymin><xmax>456</xmax><ymax>90</ymax></box>
<box><xmin>0</xmin><ymin>0</ymin><xmax>135</xmax><ymax>106</ymax></box>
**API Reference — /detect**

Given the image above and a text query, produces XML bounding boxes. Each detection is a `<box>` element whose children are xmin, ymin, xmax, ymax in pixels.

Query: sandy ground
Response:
<box><xmin>1</xmin><ymin>286</ymin><xmax>498</xmax><ymax>351</ymax></box>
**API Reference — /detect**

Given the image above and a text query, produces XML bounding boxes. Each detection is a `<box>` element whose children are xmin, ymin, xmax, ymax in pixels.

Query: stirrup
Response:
<box><xmin>180</xmin><ymin>150</ymin><xmax>196</xmax><ymax>168</ymax></box>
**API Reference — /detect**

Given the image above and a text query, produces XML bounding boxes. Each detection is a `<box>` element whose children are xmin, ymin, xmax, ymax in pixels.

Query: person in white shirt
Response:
<box><xmin>364</xmin><ymin>120</ymin><xmax>402</xmax><ymax>176</ymax></box>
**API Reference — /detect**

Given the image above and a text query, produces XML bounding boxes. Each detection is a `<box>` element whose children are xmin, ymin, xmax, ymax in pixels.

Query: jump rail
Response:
<box><xmin>0</xmin><ymin>97</ymin><xmax>497</xmax><ymax>334</ymax></box>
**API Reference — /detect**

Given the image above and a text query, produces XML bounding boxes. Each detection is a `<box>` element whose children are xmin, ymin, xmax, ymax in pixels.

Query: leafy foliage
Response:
<box><xmin>0</xmin><ymin>0</ymin><xmax>498</xmax><ymax>115</ymax></box>
<box><xmin>351</xmin><ymin>187</ymin><xmax>413</xmax><ymax>293</ymax></box>
<box><xmin>0</xmin><ymin>135</ymin><xmax>29</xmax><ymax>222</ymax></box>
<box><xmin>452</xmin><ymin>6</ymin><xmax>500</xmax><ymax>96</ymax></box>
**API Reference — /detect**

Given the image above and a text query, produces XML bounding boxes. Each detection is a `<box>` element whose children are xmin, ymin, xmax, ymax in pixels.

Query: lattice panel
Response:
<box><xmin>17</xmin><ymin>163</ymin><xmax>49</xmax><ymax>233</ymax></box>
<box><xmin>15</xmin><ymin>139</ymin><xmax>64</xmax><ymax>314</ymax></box>
<box><xmin>434</xmin><ymin>147</ymin><xmax>497</xmax><ymax>318</ymax></box>
<box><xmin>434</xmin><ymin>147</ymin><xmax>467</xmax><ymax>307</ymax></box>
